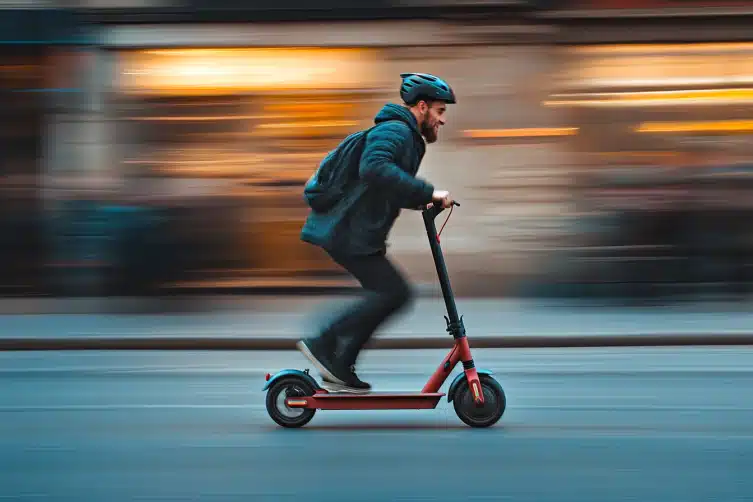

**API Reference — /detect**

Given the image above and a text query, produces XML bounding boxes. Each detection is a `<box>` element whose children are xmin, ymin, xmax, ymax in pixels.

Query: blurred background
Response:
<box><xmin>6</xmin><ymin>0</ymin><xmax>753</xmax><ymax>303</ymax></box>
<box><xmin>4</xmin><ymin>5</ymin><xmax>753</xmax><ymax>499</ymax></box>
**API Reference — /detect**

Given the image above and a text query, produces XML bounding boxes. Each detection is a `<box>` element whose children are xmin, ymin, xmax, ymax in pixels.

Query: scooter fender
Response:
<box><xmin>447</xmin><ymin>369</ymin><xmax>494</xmax><ymax>402</ymax></box>
<box><xmin>262</xmin><ymin>369</ymin><xmax>322</xmax><ymax>392</ymax></box>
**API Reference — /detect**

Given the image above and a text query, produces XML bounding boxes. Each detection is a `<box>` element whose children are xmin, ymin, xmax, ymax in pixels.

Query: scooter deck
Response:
<box><xmin>286</xmin><ymin>391</ymin><xmax>445</xmax><ymax>410</ymax></box>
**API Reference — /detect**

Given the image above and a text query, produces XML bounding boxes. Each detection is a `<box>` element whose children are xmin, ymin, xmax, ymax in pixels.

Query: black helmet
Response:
<box><xmin>399</xmin><ymin>72</ymin><xmax>456</xmax><ymax>105</ymax></box>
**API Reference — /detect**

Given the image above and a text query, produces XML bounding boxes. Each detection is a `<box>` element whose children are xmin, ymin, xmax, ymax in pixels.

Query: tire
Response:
<box><xmin>265</xmin><ymin>377</ymin><xmax>317</xmax><ymax>428</ymax></box>
<box><xmin>453</xmin><ymin>374</ymin><xmax>506</xmax><ymax>428</ymax></box>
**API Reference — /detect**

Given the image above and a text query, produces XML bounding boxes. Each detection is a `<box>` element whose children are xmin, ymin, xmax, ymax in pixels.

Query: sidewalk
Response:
<box><xmin>1</xmin><ymin>296</ymin><xmax>753</xmax><ymax>350</ymax></box>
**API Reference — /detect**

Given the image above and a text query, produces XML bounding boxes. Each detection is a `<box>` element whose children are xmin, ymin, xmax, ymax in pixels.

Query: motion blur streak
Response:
<box><xmin>2</xmin><ymin>10</ymin><xmax>753</xmax><ymax>301</ymax></box>
<box><xmin>2</xmin><ymin>3</ymin><xmax>753</xmax><ymax>501</ymax></box>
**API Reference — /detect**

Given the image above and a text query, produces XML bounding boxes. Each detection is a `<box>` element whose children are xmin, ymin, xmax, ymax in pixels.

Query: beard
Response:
<box><xmin>420</xmin><ymin>111</ymin><xmax>438</xmax><ymax>144</ymax></box>
<box><xmin>421</xmin><ymin>121</ymin><xmax>438</xmax><ymax>144</ymax></box>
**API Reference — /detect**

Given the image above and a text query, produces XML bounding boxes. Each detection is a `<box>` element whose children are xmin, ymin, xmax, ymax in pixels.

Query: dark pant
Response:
<box><xmin>318</xmin><ymin>250</ymin><xmax>414</xmax><ymax>368</ymax></box>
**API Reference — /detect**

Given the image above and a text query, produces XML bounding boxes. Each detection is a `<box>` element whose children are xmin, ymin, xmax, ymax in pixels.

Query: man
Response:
<box><xmin>297</xmin><ymin>72</ymin><xmax>457</xmax><ymax>393</ymax></box>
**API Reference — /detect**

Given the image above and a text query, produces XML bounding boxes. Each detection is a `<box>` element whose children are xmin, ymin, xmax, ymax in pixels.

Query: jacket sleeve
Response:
<box><xmin>358</xmin><ymin>121</ymin><xmax>435</xmax><ymax>208</ymax></box>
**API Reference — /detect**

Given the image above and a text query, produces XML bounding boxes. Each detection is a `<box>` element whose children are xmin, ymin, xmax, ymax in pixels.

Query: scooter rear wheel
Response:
<box><xmin>453</xmin><ymin>374</ymin><xmax>506</xmax><ymax>428</ymax></box>
<box><xmin>265</xmin><ymin>376</ymin><xmax>316</xmax><ymax>428</ymax></box>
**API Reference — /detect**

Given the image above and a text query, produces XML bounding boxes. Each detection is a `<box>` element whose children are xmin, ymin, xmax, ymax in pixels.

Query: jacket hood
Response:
<box><xmin>374</xmin><ymin>103</ymin><xmax>423</xmax><ymax>141</ymax></box>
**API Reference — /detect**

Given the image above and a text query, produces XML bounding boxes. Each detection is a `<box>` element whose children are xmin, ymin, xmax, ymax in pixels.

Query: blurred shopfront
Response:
<box><xmin>525</xmin><ymin>41</ymin><xmax>753</xmax><ymax>299</ymax></box>
<box><xmin>0</xmin><ymin>9</ymin><xmax>87</xmax><ymax>296</ymax></box>
<box><xmin>90</xmin><ymin>20</ymin><xmax>753</xmax><ymax>298</ymax></box>
<box><xmin>106</xmin><ymin>47</ymin><xmax>386</xmax><ymax>292</ymax></box>
<box><xmin>9</xmin><ymin>2</ymin><xmax>753</xmax><ymax>298</ymax></box>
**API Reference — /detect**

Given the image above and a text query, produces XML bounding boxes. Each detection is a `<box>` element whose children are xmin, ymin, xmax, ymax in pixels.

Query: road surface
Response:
<box><xmin>1</xmin><ymin>348</ymin><xmax>752</xmax><ymax>501</ymax></box>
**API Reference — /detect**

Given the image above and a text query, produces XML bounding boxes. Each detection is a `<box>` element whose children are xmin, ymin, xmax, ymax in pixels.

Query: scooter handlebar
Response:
<box><xmin>421</xmin><ymin>200</ymin><xmax>459</xmax><ymax>220</ymax></box>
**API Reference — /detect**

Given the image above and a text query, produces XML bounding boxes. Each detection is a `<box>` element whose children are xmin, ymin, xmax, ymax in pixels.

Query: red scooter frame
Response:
<box><xmin>279</xmin><ymin>329</ymin><xmax>483</xmax><ymax>411</ymax></box>
<box><xmin>263</xmin><ymin>201</ymin><xmax>506</xmax><ymax>427</ymax></box>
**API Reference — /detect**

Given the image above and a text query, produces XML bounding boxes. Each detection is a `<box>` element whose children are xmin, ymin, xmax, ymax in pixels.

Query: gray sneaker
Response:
<box><xmin>321</xmin><ymin>365</ymin><xmax>372</xmax><ymax>394</ymax></box>
<box><xmin>296</xmin><ymin>338</ymin><xmax>343</xmax><ymax>385</ymax></box>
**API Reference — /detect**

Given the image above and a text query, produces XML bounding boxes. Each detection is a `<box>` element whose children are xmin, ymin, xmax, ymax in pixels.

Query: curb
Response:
<box><xmin>2</xmin><ymin>334</ymin><xmax>753</xmax><ymax>351</ymax></box>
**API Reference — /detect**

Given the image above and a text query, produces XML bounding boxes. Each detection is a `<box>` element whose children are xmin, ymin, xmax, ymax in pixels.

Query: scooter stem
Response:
<box><xmin>422</xmin><ymin>204</ymin><xmax>462</xmax><ymax>331</ymax></box>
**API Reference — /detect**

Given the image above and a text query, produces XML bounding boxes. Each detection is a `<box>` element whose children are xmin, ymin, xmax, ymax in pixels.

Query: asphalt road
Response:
<box><xmin>1</xmin><ymin>348</ymin><xmax>752</xmax><ymax>501</ymax></box>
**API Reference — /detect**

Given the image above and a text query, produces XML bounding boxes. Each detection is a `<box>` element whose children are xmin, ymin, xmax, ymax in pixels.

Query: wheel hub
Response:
<box><xmin>276</xmin><ymin>385</ymin><xmax>306</xmax><ymax>418</ymax></box>
<box><xmin>461</xmin><ymin>385</ymin><xmax>498</xmax><ymax>420</ymax></box>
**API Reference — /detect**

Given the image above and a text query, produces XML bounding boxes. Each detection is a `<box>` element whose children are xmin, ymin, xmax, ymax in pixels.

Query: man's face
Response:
<box><xmin>417</xmin><ymin>100</ymin><xmax>447</xmax><ymax>144</ymax></box>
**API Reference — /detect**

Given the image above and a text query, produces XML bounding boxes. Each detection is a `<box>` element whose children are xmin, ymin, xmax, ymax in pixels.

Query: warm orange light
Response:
<box><xmin>257</xmin><ymin>120</ymin><xmax>359</xmax><ymax>130</ymax></box>
<box><xmin>571</xmin><ymin>42</ymin><xmax>753</xmax><ymax>55</ymax></box>
<box><xmin>463</xmin><ymin>127</ymin><xmax>578</xmax><ymax>138</ymax></box>
<box><xmin>635</xmin><ymin>119</ymin><xmax>753</xmax><ymax>134</ymax></box>
<box><xmin>545</xmin><ymin>88</ymin><xmax>753</xmax><ymax>107</ymax></box>
<box><xmin>118</xmin><ymin>47</ymin><xmax>379</xmax><ymax>96</ymax></box>
<box><xmin>127</xmin><ymin>115</ymin><xmax>264</xmax><ymax>122</ymax></box>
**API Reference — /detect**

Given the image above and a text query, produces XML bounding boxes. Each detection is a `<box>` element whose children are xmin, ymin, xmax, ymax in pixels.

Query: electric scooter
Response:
<box><xmin>262</xmin><ymin>201</ymin><xmax>507</xmax><ymax>428</ymax></box>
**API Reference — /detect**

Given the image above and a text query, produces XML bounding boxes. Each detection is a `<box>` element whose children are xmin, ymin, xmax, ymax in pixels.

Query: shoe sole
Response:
<box><xmin>296</xmin><ymin>340</ymin><xmax>344</xmax><ymax>385</ymax></box>
<box><xmin>321</xmin><ymin>380</ymin><xmax>371</xmax><ymax>394</ymax></box>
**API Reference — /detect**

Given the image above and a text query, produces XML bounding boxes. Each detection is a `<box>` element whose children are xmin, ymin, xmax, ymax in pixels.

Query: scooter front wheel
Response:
<box><xmin>453</xmin><ymin>374</ymin><xmax>506</xmax><ymax>428</ymax></box>
<box><xmin>265</xmin><ymin>376</ymin><xmax>316</xmax><ymax>428</ymax></box>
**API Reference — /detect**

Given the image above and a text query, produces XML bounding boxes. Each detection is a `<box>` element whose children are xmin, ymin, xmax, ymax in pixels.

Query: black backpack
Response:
<box><xmin>303</xmin><ymin>121</ymin><xmax>395</xmax><ymax>212</ymax></box>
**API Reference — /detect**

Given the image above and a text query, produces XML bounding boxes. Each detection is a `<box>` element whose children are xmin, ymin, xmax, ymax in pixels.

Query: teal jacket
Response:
<box><xmin>300</xmin><ymin>103</ymin><xmax>435</xmax><ymax>256</ymax></box>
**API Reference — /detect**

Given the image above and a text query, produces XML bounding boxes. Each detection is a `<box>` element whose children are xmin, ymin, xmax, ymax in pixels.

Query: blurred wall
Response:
<box><xmin>7</xmin><ymin>6</ymin><xmax>753</xmax><ymax>298</ymax></box>
<box><xmin>89</xmin><ymin>21</ymin><xmax>570</xmax><ymax>294</ymax></box>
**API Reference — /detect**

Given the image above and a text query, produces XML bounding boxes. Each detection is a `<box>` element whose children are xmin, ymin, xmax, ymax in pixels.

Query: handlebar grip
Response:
<box><xmin>421</xmin><ymin>200</ymin><xmax>460</xmax><ymax>220</ymax></box>
<box><xmin>420</xmin><ymin>201</ymin><xmax>460</xmax><ymax>210</ymax></box>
